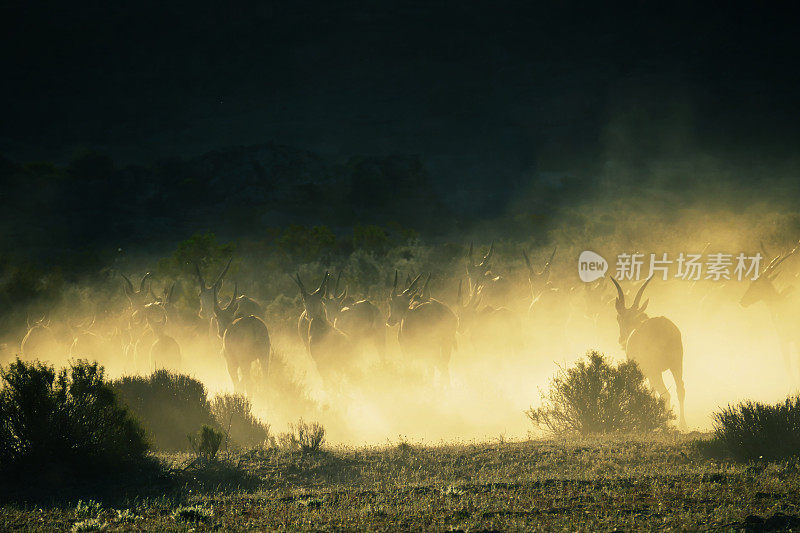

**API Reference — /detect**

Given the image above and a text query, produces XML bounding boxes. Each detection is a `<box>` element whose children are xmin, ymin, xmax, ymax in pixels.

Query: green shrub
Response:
<box><xmin>111</xmin><ymin>370</ymin><xmax>216</xmax><ymax>451</ymax></box>
<box><xmin>211</xmin><ymin>394</ymin><xmax>271</xmax><ymax>449</ymax></box>
<box><xmin>701</xmin><ymin>396</ymin><xmax>800</xmax><ymax>462</ymax></box>
<box><xmin>0</xmin><ymin>358</ymin><xmax>148</xmax><ymax>480</ymax></box>
<box><xmin>278</xmin><ymin>419</ymin><xmax>325</xmax><ymax>454</ymax></box>
<box><xmin>189</xmin><ymin>425</ymin><xmax>224</xmax><ymax>461</ymax></box>
<box><xmin>526</xmin><ymin>351</ymin><xmax>674</xmax><ymax>435</ymax></box>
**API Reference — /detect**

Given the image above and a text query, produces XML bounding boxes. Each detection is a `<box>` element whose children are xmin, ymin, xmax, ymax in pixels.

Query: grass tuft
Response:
<box><xmin>172</xmin><ymin>504</ymin><xmax>214</xmax><ymax>522</ymax></box>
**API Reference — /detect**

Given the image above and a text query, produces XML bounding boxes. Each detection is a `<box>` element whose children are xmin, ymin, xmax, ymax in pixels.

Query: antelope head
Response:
<box><xmin>141</xmin><ymin>302</ymin><xmax>168</xmax><ymax>334</ymax></box>
<box><xmin>456</xmin><ymin>279</ymin><xmax>482</xmax><ymax>332</ymax></box>
<box><xmin>387</xmin><ymin>271</ymin><xmax>423</xmax><ymax>326</ymax></box>
<box><xmin>294</xmin><ymin>272</ymin><xmax>329</xmax><ymax>321</ymax></box>
<box><xmin>68</xmin><ymin>316</ymin><xmax>96</xmax><ymax>338</ymax></box>
<box><xmin>195</xmin><ymin>257</ymin><xmax>232</xmax><ymax>319</ymax></box>
<box><xmin>411</xmin><ymin>273</ymin><xmax>432</xmax><ymax>306</ymax></box>
<box><xmin>467</xmin><ymin>242</ymin><xmax>495</xmax><ymax>285</ymax></box>
<box><xmin>26</xmin><ymin>314</ymin><xmax>49</xmax><ymax>331</ymax></box>
<box><xmin>150</xmin><ymin>282</ymin><xmax>176</xmax><ymax>309</ymax></box>
<box><xmin>610</xmin><ymin>276</ymin><xmax>652</xmax><ymax>346</ymax></box>
<box><xmin>122</xmin><ymin>272</ymin><xmax>152</xmax><ymax>309</ymax></box>
<box><xmin>523</xmin><ymin>247</ymin><xmax>556</xmax><ymax>298</ymax></box>
<box><xmin>213</xmin><ymin>282</ymin><xmax>239</xmax><ymax>336</ymax></box>
<box><xmin>740</xmin><ymin>241</ymin><xmax>800</xmax><ymax>307</ymax></box>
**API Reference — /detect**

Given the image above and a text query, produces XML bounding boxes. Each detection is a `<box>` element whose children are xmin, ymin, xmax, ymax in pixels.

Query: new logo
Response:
<box><xmin>578</xmin><ymin>250</ymin><xmax>608</xmax><ymax>282</ymax></box>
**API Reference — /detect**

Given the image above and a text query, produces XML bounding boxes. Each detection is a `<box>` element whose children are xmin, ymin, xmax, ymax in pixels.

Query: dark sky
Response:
<box><xmin>2</xmin><ymin>1</ymin><xmax>799</xmax><ymax>180</ymax></box>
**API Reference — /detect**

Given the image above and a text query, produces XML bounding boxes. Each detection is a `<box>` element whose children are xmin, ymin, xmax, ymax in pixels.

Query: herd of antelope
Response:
<box><xmin>11</xmin><ymin>240</ymin><xmax>800</xmax><ymax>430</ymax></box>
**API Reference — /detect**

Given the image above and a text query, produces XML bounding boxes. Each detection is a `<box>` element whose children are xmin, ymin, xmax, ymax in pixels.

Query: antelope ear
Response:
<box><xmin>638</xmin><ymin>299</ymin><xmax>649</xmax><ymax>313</ymax></box>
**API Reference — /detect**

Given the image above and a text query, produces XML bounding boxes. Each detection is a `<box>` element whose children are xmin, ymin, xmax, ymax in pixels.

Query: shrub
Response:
<box><xmin>71</xmin><ymin>518</ymin><xmax>106</xmax><ymax>532</ymax></box>
<box><xmin>278</xmin><ymin>419</ymin><xmax>325</xmax><ymax>454</ymax></box>
<box><xmin>211</xmin><ymin>394</ymin><xmax>271</xmax><ymax>449</ymax></box>
<box><xmin>0</xmin><ymin>359</ymin><xmax>148</xmax><ymax>480</ymax></box>
<box><xmin>173</xmin><ymin>504</ymin><xmax>214</xmax><ymax>522</ymax></box>
<box><xmin>526</xmin><ymin>351</ymin><xmax>674</xmax><ymax>435</ymax></box>
<box><xmin>75</xmin><ymin>499</ymin><xmax>103</xmax><ymax>519</ymax></box>
<box><xmin>701</xmin><ymin>396</ymin><xmax>800</xmax><ymax>462</ymax></box>
<box><xmin>111</xmin><ymin>370</ymin><xmax>216</xmax><ymax>451</ymax></box>
<box><xmin>188</xmin><ymin>425</ymin><xmax>224</xmax><ymax>461</ymax></box>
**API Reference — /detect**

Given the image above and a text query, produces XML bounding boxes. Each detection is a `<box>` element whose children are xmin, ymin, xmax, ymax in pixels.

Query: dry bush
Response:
<box><xmin>278</xmin><ymin>419</ymin><xmax>325</xmax><ymax>454</ymax></box>
<box><xmin>699</xmin><ymin>395</ymin><xmax>800</xmax><ymax>462</ymax></box>
<box><xmin>211</xmin><ymin>393</ymin><xmax>271</xmax><ymax>449</ymax></box>
<box><xmin>527</xmin><ymin>351</ymin><xmax>674</xmax><ymax>435</ymax></box>
<box><xmin>188</xmin><ymin>425</ymin><xmax>224</xmax><ymax>461</ymax></box>
<box><xmin>111</xmin><ymin>370</ymin><xmax>216</xmax><ymax>451</ymax></box>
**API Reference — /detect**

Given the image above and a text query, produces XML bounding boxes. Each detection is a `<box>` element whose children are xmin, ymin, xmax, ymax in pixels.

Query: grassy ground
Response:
<box><xmin>2</xmin><ymin>433</ymin><xmax>799</xmax><ymax>531</ymax></box>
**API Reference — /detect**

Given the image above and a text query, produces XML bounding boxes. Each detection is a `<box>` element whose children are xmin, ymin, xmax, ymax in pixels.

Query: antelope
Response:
<box><xmin>20</xmin><ymin>316</ymin><xmax>61</xmax><ymax>362</ymax></box>
<box><xmin>320</xmin><ymin>272</ymin><xmax>355</xmax><ymax>321</ymax></box>
<box><xmin>144</xmin><ymin>304</ymin><xmax>181</xmax><ymax>371</ymax></box>
<box><xmin>212</xmin><ymin>282</ymin><xmax>270</xmax><ymax>395</ymax></box>
<box><xmin>121</xmin><ymin>272</ymin><xmax>153</xmax><ymax>310</ymax></box>
<box><xmin>326</xmin><ymin>274</ymin><xmax>386</xmax><ymax>360</ymax></box>
<box><xmin>150</xmin><ymin>283</ymin><xmax>175</xmax><ymax>310</ymax></box>
<box><xmin>522</xmin><ymin>247</ymin><xmax>557</xmax><ymax>314</ymax></box>
<box><xmin>294</xmin><ymin>272</ymin><xmax>350</xmax><ymax>379</ymax></box>
<box><xmin>610</xmin><ymin>276</ymin><xmax>686</xmax><ymax>429</ymax></box>
<box><xmin>466</xmin><ymin>243</ymin><xmax>513</xmax><ymax>308</ymax></box>
<box><xmin>387</xmin><ymin>272</ymin><xmax>458</xmax><ymax>384</ymax></box>
<box><xmin>69</xmin><ymin>316</ymin><xmax>113</xmax><ymax>369</ymax></box>
<box><xmin>411</xmin><ymin>273</ymin><xmax>433</xmax><ymax>305</ymax></box>
<box><xmin>740</xmin><ymin>240</ymin><xmax>800</xmax><ymax>379</ymax></box>
<box><xmin>130</xmin><ymin>304</ymin><xmax>164</xmax><ymax>372</ymax></box>
<box><xmin>298</xmin><ymin>272</ymin><xmax>348</xmax><ymax>353</ymax></box>
<box><xmin>121</xmin><ymin>272</ymin><xmax>157</xmax><ymax>367</ymax></box>
<box><xmin>456</xmin><ymin>279</ymin><xmax>521</xmax><ymax>353</ymax></box>
<box><xmin>231</xmin><ymin>291</ymin><xmax>264</xmax><ymax>319</ymax></box>
<box><xmin>196</xmin><ymin>258</ymin><xmax>264</xmax><ymax>325</ymax></box>
<box><xmin>195</xmin><ymin>257</ymin><xmax>232</xmax><ymax>326</ymax></box>
<box><xmin>149</xmin><ymin>282</ymin><xmax>179</xmax><ymax>330</ymax></box>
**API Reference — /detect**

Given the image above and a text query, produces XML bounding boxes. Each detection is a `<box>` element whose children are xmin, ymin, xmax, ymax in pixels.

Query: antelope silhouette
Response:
<box><xmin>610</xmin><ymin>276</ymin><xmax>686</xmax><ymax>429</ymax></box>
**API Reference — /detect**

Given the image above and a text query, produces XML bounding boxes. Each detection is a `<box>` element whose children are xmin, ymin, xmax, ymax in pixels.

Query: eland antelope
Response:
<box><xmin>20</xmin><ymin>316</ymin><xmax>61</xmax><ymax>362</ymax></box>
<box><xmin>740</xmin><ymin>240</ymin><xmax>800</xmax><ymax>380</ymax></box>
<box><xmin>456</xmin><ymin>279</ymin><xmax>521</xmax><ymax>353</ymax></box>
<box><xmin>387</xmin><ymin>272</ymin><xmax>458</xmax><ymax>384</ymax></box>
<box><xmin>466</xmin><ymin>243</ymin><xmax>514</xmax><ymax>308</ymax></box>
<box><xmin>295</xmin><ymin>272</ymin><xmax>350</xmax><ymax>380</ymax></box>
<box><xmin>523</xmin><ymin>247</ymin><xmax>557</xmax><ymax>315</ymax></box>
<box><xmin>212</xmin><ymin>282</ymin><xmax>270</xmax><ymax>395</ymax></box>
